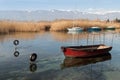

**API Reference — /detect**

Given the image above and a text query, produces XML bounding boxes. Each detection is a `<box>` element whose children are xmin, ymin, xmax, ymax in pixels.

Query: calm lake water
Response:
<box><xmin>0</xmin><ymin>30</ymin><xmax>120</xmax><ymax>80</ymax></box>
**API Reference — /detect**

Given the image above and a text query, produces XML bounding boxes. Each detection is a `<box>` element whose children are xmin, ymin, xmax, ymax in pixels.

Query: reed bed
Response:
<box><xmin>0</xmin><ymin>21</ymin><xmax>51</xmax><ymax>34</ymax></box>
<box><xmin>0</xmin><ymin>19</ymin><xmax>120</xmax><ymax>34</ymax></box>
<box><xmin>51</xmin><ymin>20</ymin><xmax>120</xmax><ymax>31</ymax></box>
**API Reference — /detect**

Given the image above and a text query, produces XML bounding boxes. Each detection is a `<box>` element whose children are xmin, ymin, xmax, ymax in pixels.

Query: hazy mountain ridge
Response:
<box><xmin>0</xmin><ymin>10</ymin><xmax>120</xmax><ymax>21</ymax></box>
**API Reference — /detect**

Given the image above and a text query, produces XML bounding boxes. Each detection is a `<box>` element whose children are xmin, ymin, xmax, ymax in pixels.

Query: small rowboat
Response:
<box><xmin>61</xmin><ymin>44</ymin><xmax>112</xmax><ymax>58</ymax></box>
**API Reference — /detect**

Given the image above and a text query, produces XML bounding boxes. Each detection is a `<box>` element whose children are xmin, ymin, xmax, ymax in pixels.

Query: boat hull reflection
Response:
<box><xmin>61</xmin><ymin>53</ymin><xmax>111</xmax><ymax>69</ymax></box>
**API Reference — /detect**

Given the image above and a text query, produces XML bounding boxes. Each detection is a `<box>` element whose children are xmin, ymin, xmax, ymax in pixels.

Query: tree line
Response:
<box><xmin>106</xmin><ymin>18</ymin><xmax>120</xmax><ymax>23</ymax></box>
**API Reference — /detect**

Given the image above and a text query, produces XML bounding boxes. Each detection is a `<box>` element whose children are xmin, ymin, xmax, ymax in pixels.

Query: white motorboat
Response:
<box><xmin>67</xmin><ymin>27</ymin><xmax>83</xmax><ymax>32</ymax></box>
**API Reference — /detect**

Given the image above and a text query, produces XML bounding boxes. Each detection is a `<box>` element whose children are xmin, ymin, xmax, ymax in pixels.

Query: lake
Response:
<box><xmin>0</xmin><ymin>30</ymin><xmax>120</xmax><ymax>80</ymax></box>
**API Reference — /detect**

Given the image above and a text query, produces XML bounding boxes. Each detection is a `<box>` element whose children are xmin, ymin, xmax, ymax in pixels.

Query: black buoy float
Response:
<box><xmin>13</xmin><ymin>40</ymin><xmax>19</xmax><ymax>46</ymax></box>
<box><xmin>30</xmin><ymin>53</ymin><xmax>37</xmax><ymax>62</ymax></box>
<box><xmin>14</xmin><ymin>51</ymin><xmax>20</xmax><ymax>57</ymax></box>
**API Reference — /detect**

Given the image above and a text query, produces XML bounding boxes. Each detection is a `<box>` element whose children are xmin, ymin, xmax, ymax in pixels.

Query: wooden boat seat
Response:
<box><xmin>97</xmin><ymin>46</ymin><xmax>110</xmax><ymax>49</ymax></box>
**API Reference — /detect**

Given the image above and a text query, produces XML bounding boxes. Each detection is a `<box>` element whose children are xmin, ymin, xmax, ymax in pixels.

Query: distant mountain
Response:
<box><xmin>0</xmin><ymin>10</ymin><xmax>120</xmax><ymax>21</ymax></box>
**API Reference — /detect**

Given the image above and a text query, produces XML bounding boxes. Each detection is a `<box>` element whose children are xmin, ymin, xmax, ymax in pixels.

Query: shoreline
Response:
<box><xmin>0</xmin><ymin>19</ymin><xmax>120</xmax><ymax>34</ymax></box>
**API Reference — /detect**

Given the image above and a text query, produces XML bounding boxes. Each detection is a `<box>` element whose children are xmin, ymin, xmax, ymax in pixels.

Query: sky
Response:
<box><xmin>0</xmin><ymin>0</ymin><xmax>120</xmax><ymax>11</ymax></box>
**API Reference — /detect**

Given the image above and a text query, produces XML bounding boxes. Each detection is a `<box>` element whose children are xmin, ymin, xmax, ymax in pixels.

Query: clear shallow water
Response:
<box><xmin>0</xmin><ymin>30</ymin><xmax>120</xmax><ymax>80</ymax></box>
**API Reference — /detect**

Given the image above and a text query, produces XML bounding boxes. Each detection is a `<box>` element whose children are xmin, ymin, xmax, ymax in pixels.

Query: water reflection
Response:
<box><xmin>51</xmin><ymin>31</ymin><xmax>88</xmax><ymax>42</ymax></box>
<box><xmin>0</xmin><ymin>29</ymin><xmax>118</xmax><ymax>43</ymax></box>
<box><xmin>61</xmin><ymin>53</ymin><xmax>111</xmax><ymax>69</ymax></box>
<box><xmin>50</xmin><ymin>29</ymin><xmax>117</xmax><ymax>43</ymax></box>
<box><xmin>29</xmin><ymin>63</ymin><xmax>37</xmax><ymax>72</ymax></box>
<box><xmin>0</xmin><ymin>32</ymin><xmax>46</xmax><ymax>42</ymax></box>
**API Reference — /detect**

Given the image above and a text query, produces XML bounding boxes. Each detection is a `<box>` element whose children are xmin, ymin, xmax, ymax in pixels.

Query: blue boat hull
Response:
<box><xmin>87</xmin><ymin>28</ymin><xmax>101</xmax><ymax>32</ymax></box>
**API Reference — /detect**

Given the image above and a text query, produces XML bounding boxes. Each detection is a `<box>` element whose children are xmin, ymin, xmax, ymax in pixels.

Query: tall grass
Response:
<box><xmin>0</xmin><ymin>19</ymin><xmax>120</xmax><ymax>34</ymax></box>
<box><xmin>0</xmin><ymin>21</ymin><xmax>51</xmax><ymax>34</ymax></box>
